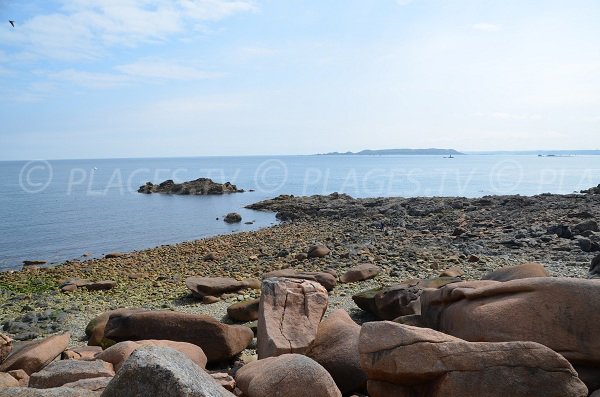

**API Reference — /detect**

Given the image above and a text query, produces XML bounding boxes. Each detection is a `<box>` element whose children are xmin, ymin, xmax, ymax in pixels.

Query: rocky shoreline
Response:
<box><xmin>1</xmin><ymin>190</ymin><xmax>599</xmax><ymax>395</ymax></box>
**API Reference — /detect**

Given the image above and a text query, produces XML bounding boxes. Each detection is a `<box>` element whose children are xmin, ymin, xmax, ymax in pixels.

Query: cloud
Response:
<box><xmin>179</xmin><ymin>0</ymin><xmax>256</xmax><ymax>21</ymax></box>
<box><xmin>48</xmin><ymin>69</ymin><xmax>130</xmax><ymax>88</ymax></box>
<box><xmin>395</xmin><ymin>0</ymin><xmax>414</xmax><ymax>5</ymax></box>
<box><xmin>115</xmin><ymin>59</ymin><xmax>221</xmax><ymax>80</ymax></box>
<box><xmin>43</xmin><ymin>58</ymin><xmax>220</xmax><ymax>90</ymax></box>
<box><xmin>473</xmin><ymin>23</ymin><xmax>500</xmax><ymax>32</ymax></box>
<box><xmin>0</xmin><ymin>0</ymin><xmax>256</xmax><ymax>61</ymax></box>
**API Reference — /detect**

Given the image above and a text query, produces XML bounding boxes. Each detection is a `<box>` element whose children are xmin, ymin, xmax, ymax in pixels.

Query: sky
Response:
<box><xmin>0</xmin><ymin>0</ymin><xmax>599</xmax><ymax>160</ymax></box>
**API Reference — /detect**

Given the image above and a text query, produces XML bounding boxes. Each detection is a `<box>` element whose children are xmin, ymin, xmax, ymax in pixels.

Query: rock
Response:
<box><xmin>202</xmin><ymin>296</ymin><xmax>220</xmax><ymax>304</ymax></box>
<box><xmin>295</xmin><ymin>253</ymin><xmax>308</xmax><ymax>261</ymax></box>
<box><xmin>209</xmin><ymin>373</ymin><xmax>235</xmax><ymax>392</ymax></box>
<box><xmin>340</xmin><ymin>264</ymin><xmax>380</xmax><ymax>283</ymax></box>
<box><xmin>8</xmin><ymin>369</ymin><xmax>29</xmax><ymax>387</ymax></box>
<box><xmin>236</xmin><ymin>354</ymin><xmax>341</xmax><ymax>397</ymax></box>
<box><xmin>257</xmin><ymin>278</ymin><xmax>328</xmax><ymax>359</ymax></box>
<box><xmin>589</xmin><ymin>253</ymin><xmax>600</xmax><ymax>279</ymax></box>
<box><xmin>29</xmin><ymin>359</ymin><xmax>114</xmax><ymax>389</ymax></box>
<box><xmin>0</xmin><ymin>387</ymin><xmax>98</xmax><ymax>396</ymax></box>
<box><xmin>203</xmin><ymin>252</ymin><xmax>218</xmax><ymax>261</ymax></box>
<box><xmin>420</xmin><ymin>278</ymin><xmax>600</xmax><ymax>367</ymax></box>
<box><xmin>61</xmin><ymin>377</ymin><xmax>112</xmax><ymax>392</ymax></box>
<box><xmin>22</xmin><ymin>260</ymin><xmax>47</xmax><ymax>266</ymax></box>
<box><xmin>81</xmin><ymin>281</ymin><xmax>116</xmax><ymax>291</ymax></box>
<box><xmin>262</xmin><ymin>269</ymin><xmax>336</xmax><ymax>291</ymax></box>
<box><xmin>547</xmin><ymin>224</ymin><xmax>574</xmax><ymax>239</ymax></box>
<box><xmin>101</xmin><ymin>346</ymin><xmax>235</xmax><ymax>397</ymax></box>
<box><xmin>60</xmin><ymin>284</ymin><xmax>77</xmax><ymax>293</ymax></box>
<box><xmin>223</xmin><ymin>213</ymin><xmax>242</xmax><ymax>223</ymax></box>
<box><xmin>0</xmin><ymin>333</ymin><xmax>70</xmax><ymax>375</ymax></box>
<box><xmin>103</xmin><ymin>310</ymin><xmax>253</xmax><ymax>363</ymax></box>
<box><xmin>227</xmin><ymin>299</ymin><xmax>260</xmax><ymax>322</ymax></box>
<box><xmin>307</xmin><ymin>244</ymin><xmax>330</xmax><ymax>258</ymax></box>
<box><xmin>359</xmin><ymin>321</ymin><xmax>588</xmax><ymax>397</ymax></box>
<box><xmin>96</xmin><ymin>340</ymin><xmax>207</xmax><ymax>371</ymax></box>
<box><xmin>62</xmin><ymin>347</ymin><xmax>103</xmax><ymax>361</ymax></box>
<box><xmin>0</xmin><ymin>334</ymin><xmax>12</xmax><ymax>364</ymax></box>
<box><xmin>573</xmin><ymin>219</ymin><xmax>599</xmax><ymax>234</ymax></box>
<box><xmin>138</xmin><ymin>178</ymin><xmax>243</xmax><ymax>195</ymax></box>
<box><xmin>86</xmin><ymin>309</ymin><xmax>144</xmax><ymax>347</ymax></box>
<box><xmin>0</xmin><ymin>372</ymin><xmax>19</xmax><ymax>387</ymax></box>
<box><xmin>104</xmin><ymin>253</ymin><xmax>124</xmax><ymax>259</ymax></box>
<box><xmin>452</xmin><ymin>227</ymin><xmax>466</xmax><ymax>236</ymax></box>
<box><xmin>185</xmin><ymin>277</ymin><xmax>260</xmax><ymax>299</ymax></box>
<box><xmin>352</xmin><ymin>277</ymin><xmax>460</xmax><ymax>320</ymax></box>
<box><xmin>577</xmin><ymin>237</ymin><xmax>594</xmax><ymax>252</ymax></box>
<box><xmin>438</xmin><ymin>266</ymin><xmax>464</xmax><ymax>278</ymax></box>
<box><xmin>482</xmin><ymin>262</ymin><xmax>550</xmax><ymax>281</ymax></box>
<box><xmin>306</xmin><ymin>309</ymin><xmax>367</xmax><ymax>394</ymax></box>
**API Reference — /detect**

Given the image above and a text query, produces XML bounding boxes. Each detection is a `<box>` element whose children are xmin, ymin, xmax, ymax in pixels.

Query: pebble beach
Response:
<box><xmin>1</xmin><ymin>191</ymin><xmax>597</xmax><ymax>347</ymax></box>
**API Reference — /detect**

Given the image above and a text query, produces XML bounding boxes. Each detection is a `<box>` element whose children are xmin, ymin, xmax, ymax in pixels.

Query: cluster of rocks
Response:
<box><xmin>1</xmin><ymin>260</ymin><xmax>599</xmax><ymax>396</ymax></box>
<box><xmin>138</xmin><ymin>178</ymin><xmax>243</xmax><ymax>195</ymax></box>
<box><xmin>248</xmin><ymin>192</ymin><xmax>600</xmax><ymax>271</ymax></box>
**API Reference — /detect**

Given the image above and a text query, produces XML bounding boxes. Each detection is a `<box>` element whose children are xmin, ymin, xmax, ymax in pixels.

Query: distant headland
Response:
<box><xmin>317</xmin><ymin>148</ymin><xmax>464</xmax><ymax>156</ymax></box>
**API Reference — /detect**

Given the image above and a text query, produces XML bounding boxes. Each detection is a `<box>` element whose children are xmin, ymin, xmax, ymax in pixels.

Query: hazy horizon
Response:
<box><xmin>1</xmin><ymin>0</ymin><xmax>599</xmax><ymax>160</ymax></box>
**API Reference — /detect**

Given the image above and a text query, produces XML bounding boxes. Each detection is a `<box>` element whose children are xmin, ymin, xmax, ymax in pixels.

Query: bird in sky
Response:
<box><xmin>9</xmin><ymin>20</ymin><xmax>15</xmax><ymax>27</ymax></box>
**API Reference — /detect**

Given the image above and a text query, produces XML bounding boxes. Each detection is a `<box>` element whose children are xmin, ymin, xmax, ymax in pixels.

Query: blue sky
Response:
<box><xmin>0</xmin><ymin>0</ymin><xmax>599</xmax><ymax>160</ymax></box>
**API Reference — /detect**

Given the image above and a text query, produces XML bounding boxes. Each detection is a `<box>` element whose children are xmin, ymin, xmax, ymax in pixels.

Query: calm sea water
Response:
<box><xmin>1</xmin><ymin>155</ymin><xmax>599</xmax><ymax>270</ymax></box>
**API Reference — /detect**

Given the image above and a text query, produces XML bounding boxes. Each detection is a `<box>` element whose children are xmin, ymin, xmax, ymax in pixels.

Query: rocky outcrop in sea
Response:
<box><xmin>138</xmin><ymin>178</ymin><xmax>243</xmax><ymax>195</ymax></box>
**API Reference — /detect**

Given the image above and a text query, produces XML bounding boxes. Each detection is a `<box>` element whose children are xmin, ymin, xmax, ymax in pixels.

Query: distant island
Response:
<box><xmin>318</xmin><ymin>148</ymin><xmax>464</xmax><ymax>156</ymax></box>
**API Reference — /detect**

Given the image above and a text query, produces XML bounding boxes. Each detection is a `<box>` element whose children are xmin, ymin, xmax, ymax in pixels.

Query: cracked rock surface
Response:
<box><xmin>257</xmin><ymin>277</ymin><xmax>328</xmax><ymax>359</ymax></box>
<box><xmin>360</xmin><ymin>321</ymin><xmax>588</xmax><ymax>397</ymax></box>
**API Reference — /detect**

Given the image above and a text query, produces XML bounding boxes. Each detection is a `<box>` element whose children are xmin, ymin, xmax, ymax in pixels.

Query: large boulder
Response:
<box><xmin>61</xmin><ymin>377</ymin><xmax>112</xmax><ymax>392</ymax></box>
<box><xmin>257</xmin><ymin>278</ymin><xmax>328</xmax><ymax>359</ymax></box>
<box><xmin>86</xmin><ymin>309</ymin><xmax>144</xmax><ymax>347</ymax></box>
<box><xmin>29</xmin><ymin>359</ymin><xmax>114</xmax><ymax>389</ymax></box>
<box><xmin>0</xmin><ymin>333</ymin><xmax>70</xmax><ymax>375</ymax></box>
<box><xmin>262</xmin><ymin>269</ymin><xmax>336</xmax><ymax>291</ymax></box>
<box><xmin>359</xmin><ymin>321</ymin><xmax>588</xmax><ymax>397</ymax></box>
<box><xmin>185</xmin><ymin>277</ymin><xmax>260</xmax><ymax>299</ymax></box>
<box><xmin>101</xmin><ymin>346</ymin><xmax>234</xmax><ymax>397</ymax></box>
<box><xmin>573</xmin><ymin>219</ymin><xmax>599</xmax><ymax>234</ymax></box>
<box><xmin>340</xmin><ymin>264</ymin><xmax>380</xmax><ymax>283</ymax></box>
<box><xmin>306</xmin><ymin>309</ymin><xmax>367</xmax><ymax>394</ymax></box>
<box><xmin>482</xmin><ymin>262</ymin><xmax>550</xmax><ymax>281</ymax></box>
<box><xmin>590</xmin><ymin>253</ymin><xmax>600</xmax><ymax>279</ymax></box>
<box><xmin>103</xmin><ymin>310</ymin><xmax>252</xmax><ymax>363</ymax></box>
<box><xmin>0</xmin><ymin>387</ymin><xmax>99</xmax><ymax>396</ymax></box>
<box><xmin>223</xmin><ymin>213</ymin><xmax>242</xmax><ymax>223</ymax></box>
<box><xmin>352</xmin><ymin>277</ymin><xmax>460</xmax><ymax>320</ymax></box>
<box><xmin>420</xmin><ymin>277</ymin><xmax>600</xmax><ymax>367</ymax></box>
<box><xmin>227</xmin><ymin>299</ymin><xmax>260</xmax><ymax>322</ymax></box>
<box><xmin>96</xmin><ymin>340</ymin><xmax>207</xmax><ymax>371</ymax></box>
<box><xmin>0</xmin><ymin>334</ymin><xmax>12</xmax><ymax>364</ymax></box>
<box><xmin>235</xmin><ymin>354</ymin><xmax>341</xmax><ymax>397</ymax></box>
<box><xmin>62</xmin><ymin>347</ymin><xmax>103</xmax><ymax>361</ymax></box>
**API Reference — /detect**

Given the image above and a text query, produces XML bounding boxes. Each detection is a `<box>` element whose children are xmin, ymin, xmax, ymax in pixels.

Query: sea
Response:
<box><xmin>1</xmin><ymin>154</ymin><xmax>599</xmax><ymax>271</ymax></box>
